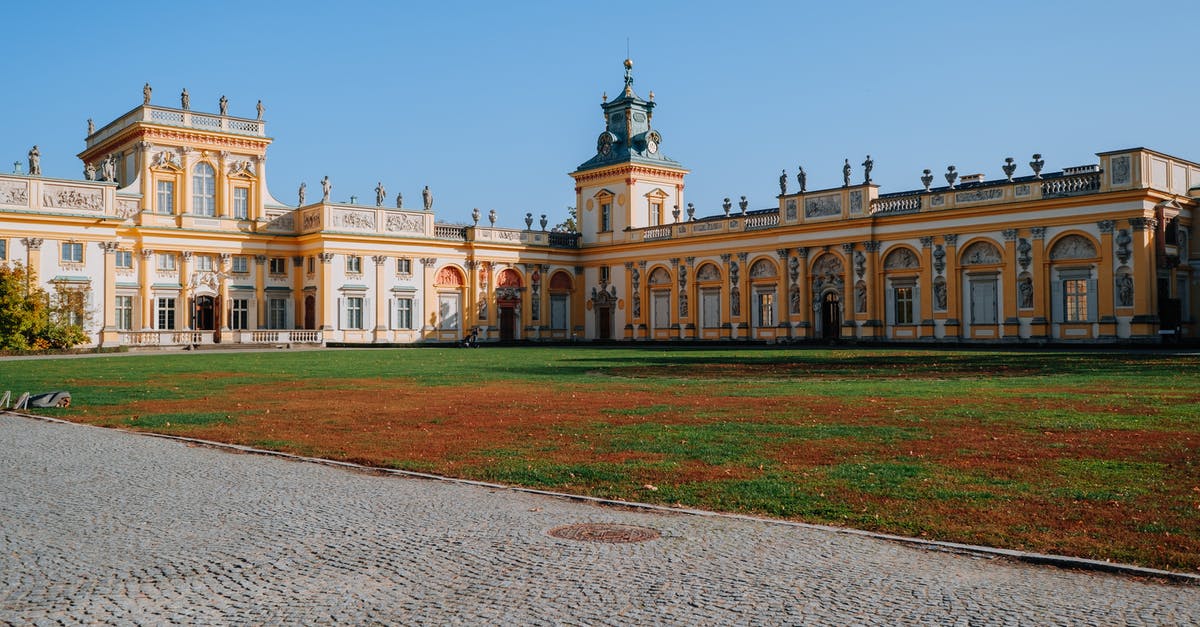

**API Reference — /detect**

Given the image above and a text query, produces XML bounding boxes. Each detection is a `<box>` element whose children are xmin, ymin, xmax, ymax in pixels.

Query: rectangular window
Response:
<box><xmin>194</xmin><ymin>255</ymin><xmax>213</xmax><ymax>272</ymax></box>
<box><xmin>157</xmin><ymin>253</ymin><xmax>176</xmax><ymax>271</ymax></box>
<box><xmin>60</xmin><ymin>289</ymin><xmax>86</xmax><ymax>327</ymax></box>
<box><xmin>396</xmin><ymin>258</ymin><xmax>412</xmax><ymax>274</ymax></box>
<box><xmin>345</xmin><ymin>296</ymin><xmax>364</xmax><ymax>329</ymax></box>
<box><xmin>156</xmin><ymin>180</ymin><xmax>175</xmax><ymax>214</ymax></box>
<box><xmin>395</xmin><ymin>297</ymin><xmax>413</xmax><ymax>329</ymax></box>
<box><xmin>1064</xmin><ymin>279</ymin><xmax>1088</xmax><ymax>322</ymax></box>
<box><xmin>652</xmin><ymin>291</ymin><xmax>671</xmax><ymax>329</ymax></box>
<box><xmin>232</xmin><ymin>256</ymin><xmax>248</xmax><ymax>273</ymax></box>
<box><xmin>115</xmin><ymin>295</ymin><xmax>133</xmax><ymax>330</ymax></box>
<box><xmin>230</xmin><ymin>298</ymin><xmax>249</xmax><ymax>330</ymax></box>
<box><xmin>550</xmin><ymin>294</ymin><xmax>568</xmax><ymax>330</ymax></box>
<box><xmin>701</xmin><ymin>289</ymin><xmax>721</xmax><ymax>328</ymax></box>
<box><xmin>268</xmin><ymin>298</ymin><xmax>288</xmax><ymax>329</ymax></box>
<box><xmin>233</xmin><ymin>187</ymin><xmax>249</xmax><ymax>219</ymax></box>
<box><xmin>115</xmin><ymin>250</ymin><xmax>133</xmax><ymax>268</ymax></box>
<box><xmin>757</xmin><ymin>292</ymin><xmax>775</xmax><ymax>327</ymax></box>
<box><xmin>156</xmin><ymin>297</ymin><xmax>175</xmax><ymax>330</ymax></box>
<box><xmin>346</xmin><ymin>256</ymin><xmax>362</xmax><ymax>274</ymax></box>
<box><xmin>0</xmin><ymin>239</ymin><xmax>6</xmax><ymax>260</ymax></box>
<box><xmin>649</xmin><ymin>201</ymin><xmax>662</xmax><ymax>226</ymax></box>
<box><xmin>894</xmin><ymin>286</ymin><xmax>914</xmax><ymax>325</ymax></box>
<box><xmin>969</xmin><ymin>279</ymin><xmax>998</xmax><ymax>324</ymax></box>
<box><xmin>599</xmin><ymin>266</ymin><xmax>610</xmax><ymax>284</ymax></box>
<box><xmin>61</xmin><ymin>242</ymin><xmax>83</xmax><ymax>263</ymax></box>
<box><xmin>307</xmin><ymin>257</ymin><xmax>315</xmax><ymax>274</ymax></box>
<box><xmin>268</xmin><ymin>257</ymin><xmax>286</xmax><ymax>275</ymax></box>
<box><xmin>600</xmin><ymin>202</ymin><xmax>611</xmax><ymax>232</ymax></box>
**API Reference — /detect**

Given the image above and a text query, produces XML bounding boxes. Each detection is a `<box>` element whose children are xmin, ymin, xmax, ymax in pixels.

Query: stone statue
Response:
<box><xmin>27</xmin><ymin>146</ymin><xmax>40</xmax><ymax>176</ymax></box>
<box><xmin>843</xmin><ymin>159</ymin><xmax>851</xmax><ymax>187</ymax></box>
<box><xmin>1117</xmin><ymin>274</ymin><xmax>1134</xmax><ymax>307</ymax></box>
<box><xmin>87</xmin><ymin>118</ymin><xmax>94</xmax><ymax>136</ymax></box>
<box><xmin>797</xmin><ymin>166</ymin><xmax>807</xmax><ymax>192</ymax></box>
<box><xmin>862</xmin><ymin>155</ymin><xmax>873</xmax><ymax>184</ymax></box>
<box><xmin>779</xmin><ymin>169</ymin><xmax>787</xmax><ymax>195</ymax></box>
<box><xmin>375</xmin><ymin>181</ymin><xmax>386</xmax><ymax>207</ymax></box>
<box><xmin>934</xmin><ymin>280</ymin><xmax>947</xmax><ymax>310</ymax></box>
<box><xmin>298</xmin><ymin>182</ymin><xmax>306</xmax><ymax>205</ymax></box>
<box><xmin>855</xmin><ymin>283</ymin><xmax>866</xmax><ymax>313</ymax></box>
<box><xmin>320</xmin><ymin>176</ymin><xmax>331</xmax><ymax>202</ymax></box>
<box><xmin>181</xmin><ymin>88</ymin><xmax>190</xmax><ymax>110</ymax></box>
<box><xmin>219</xmin><ymin>95</ymin><xmax>228</xmax><ymax>115</ymax></box>
<box><xmin>256</xmin><ymin>100</ymin><xmax>264</xmax><ymax>120</ymax></box>
<box><xmin>422</xmin><ymin>185</ymin><xmax>433</xmax><ymax>211</ymax></box>
<box><xmin>396</xmin><ymin>192</ymin><xmax>403</xmax><ymax>209</ymax></box>
<box><xmin>84</xmin><ymin>163</ymin><xmax>96</xmax><ymax>181</ymax></box>
<box><xmin>1018</xmin><ymin>277</ymin><xmax>1033</xmax><ymax>309</ymax></box>
<box><xmin>790</xmin><ymin>285</ymin><xmax>800</xmax><ymax>314</ymax></box>
<box><xmin>102</xmin><ymin>154</ymin><xmax>116</xmax><ymax>182</ymax></box>
<box><xmin>143</xmin><ymin>82</ymin><xmax>152</xmax><ymax>105</ymax></box>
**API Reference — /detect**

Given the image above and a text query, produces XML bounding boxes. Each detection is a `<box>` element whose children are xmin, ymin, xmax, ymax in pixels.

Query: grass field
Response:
<box><xmin>5</xmin><ymin>346</ymin><xmax>1198</xmax><ymax>573</ymax></box>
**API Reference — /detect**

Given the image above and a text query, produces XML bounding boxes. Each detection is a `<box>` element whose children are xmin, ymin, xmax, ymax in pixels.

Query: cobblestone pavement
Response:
<box><xmin>2</xmin><ymin>415</ymin><xmax>1196</xmax><ymax>625</ymax></box>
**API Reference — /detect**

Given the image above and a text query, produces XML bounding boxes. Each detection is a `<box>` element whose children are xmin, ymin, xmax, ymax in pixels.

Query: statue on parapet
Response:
<box><xmin>298</xmin><ymin>181</ymin><xmax>306</xmax><ymax>205</ymax></box>
<box><xmin>87</xmin><ymin>118</ymin><xmax>94</xmax><ymax>136</ymax></box>
<box><xmin>862</xmin><ymin>155</ymin><xmax>873</xmax><ymax>184</ymax></box>
<box><xmin>256</xmin><ymin>100</ymin><xmax>264</xmax><ymax>120</ymax></box>
<box><xmin>320</xmin><ymin>176</ymin><xmax>331</xmax><ymax>202</ymax></box>
<box><xmin>779</xmin><ymin>169</ymin><xmax>787</xmax><ymax>195</ymax></box>
<box><xmin>181</xmin><ymin>88</ymin><xmax>190</xmax><ymax>110</ymax></box>
<box><xmin>375</xmin><ymin>181</ymin><xmax>386</xmax><ymax>207</ymax></box>
<box><xmin>843</xmin><ymin>159</ymin><xmax>851</xmax><ymax>187</ymax></box>
<box><xmin>797</xmin><ymin>166</ymin><xmax>807</xmax><ymax>192</ymax></box>
<box><xmin>219</xmin><ymin>95</ymin><xmax>228</xmax><ymax>116</ymax></box>
<box><xmin>84</xmin><ymin>163</ymin><xmax>96</xmax><ymax>181</ymax></box>
<box><xmin>396</xmin><ymin>192</ymin><xmax>403</xmax><ymax>209</ymax></box>
<box><xmin>422</xmin><ymin>185</ymin><xmax>433</xmax><ymax>211</ymax></box>
<box><xmin>143</xmin><ymin>82</ymin><xmax>152</xmax><ymax>105</ymax></box>
<box><xmin>27</xmin><ymin>146</ymin><xmax>40</xmax><ymax>176</ymax></box>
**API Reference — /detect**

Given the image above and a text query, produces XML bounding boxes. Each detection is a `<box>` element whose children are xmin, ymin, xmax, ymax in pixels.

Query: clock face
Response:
<box><xmin>646</xmin><ymin>139</ymin><xmax>658</xmax><ymax>154</ymax></box>
<box><xmin>597</xmin><ymin>132</ymin><xmax>614</xmax><ymax>156</ymax></box>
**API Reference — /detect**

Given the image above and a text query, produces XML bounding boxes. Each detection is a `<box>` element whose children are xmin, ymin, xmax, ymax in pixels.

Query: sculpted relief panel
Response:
<box><xmin>43</xmin><ymin>184</ymin><xmax>103</xmax><ymax>212</ymax></box>
<box><xmin>960</xmin><ymin>241</ymin><xmax>1002</xmax><ymax>265</ymax></box>
<box><xmin>336</xmin><ymin>209</ymin><xmax>376</xmax><ymax>230</ymax></box>
<box><xmin>883</xmin><ymin>247</ymin><xmax>920</xmax><ymax>270</ymax></box>
<box><xmin>805</xmin><ymin>194</ymin><xmax>841</xmax><ymax>218</ymax></box>
<box><xmin>0</xmin><ymin>181</ymin><xmax>29</xmax><ymax>207</ymax></box>
<box><xmin>385</xmin><ymin>213</ymin><xmax>424</xmax><ymax>234</ymax></box>
<box><xmin>1049</xmin><ymin>234</ymin><xmax>1097</xmax><ymax>260</ymax></box>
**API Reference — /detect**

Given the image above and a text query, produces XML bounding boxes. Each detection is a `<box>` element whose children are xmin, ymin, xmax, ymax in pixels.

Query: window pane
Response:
<box><xmin>192</xmin><ymin>163</ymin><xmax>215</xmax><ymax>216</ymax></box>
<box><xmin>233</xmin><ymin>188</ymin><xmax>248</xmax><ymax>219</ymax></box>
<box><xmin>157</xmin><ymin>180</ymin><xmax>174</xmax><ymax>214</ymax></box>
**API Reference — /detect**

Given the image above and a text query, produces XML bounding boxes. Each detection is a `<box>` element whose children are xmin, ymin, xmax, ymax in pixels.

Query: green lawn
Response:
<box><xmin>4</xmin><ymin>346</ymin><xmax>1198</xmax><ymax>573</ymax></box>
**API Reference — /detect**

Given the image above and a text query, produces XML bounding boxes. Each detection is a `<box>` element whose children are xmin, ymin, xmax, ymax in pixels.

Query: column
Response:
<box><xmin>318</xmin><ymin>252</ymin><xmax>335</xmax><ymax>332</ymax></box>
<box><xmin>290</xmin><ymin>255</ymin><xmax>304</xmax><ymax>331</ymax></box>
<box><xmin>735</xmin><ymin>252</ymin><xmax>748</xmax><ymax>338</ymax></box>
<box><xmin>420</xmin><ymin>257</ymin><xmax>438</xmax><ymax>338</ymax></box>
<box><xmin>919</xmin><ymin>237</ymin><xmax>934</xmax><ymax>338</ymax></box>
<box><xmin>180</xmin><ymin>251</ymin><xmax>193</xmax><ymax>330</ymax></box>
<box><xmin>795</xmin><ymin>247</ymin><xmax>810</xmax><ymax>337</ymax></box>
<box><xmin>624</xmin><ymin>262</ymin><xmax>636</xmax><ymax>340</ymax></box>
<box><xmin>863</xmin><ymin>241</ymin><xmax>882</xmax><ymax>338</ymax></box>
<box><xmin>137</xmin><ymin>141</ymin><xmax>153</xmax><ymax>212</ymax></box>
<box><xmin>669</xmin><ymin>257</ymin><xmax>681</xmax><ymax>340</ymax></box>
<box><xmin>1029</xmin><ymin>227</ymin><xmax>1048</xmax><ymax>339</ymax></box>
<box><xmin>1096</xmin><ymin>220</ymin><xmax>1117</xmax><ymax>338</ymax></box>
<box><xmin>220</xmin><ymin>253</ymin><xmax>233</xmax><ymax>333</ymax></box>
<box><xmin>682</xmin><ymin>257</ymin><xmax>695</xmax><ymax>340</ymax></box>
<box><xmin>1001</xmin><ymin>229</ymin><xmax>1020</xmax><ymax>338</ymax></box>
<box><xmin>573</xmin><ymin>265</ymin><xmax>585</xmax><ymax>340</ymax></box>
<box><xmin>251</xmin><ymin>155</ymin><xmax>266</xmax><ymax>220</ymax></box>
<box><xmin>465</xmin><ymin>259</ymin><xmax>479</xmax><ymax>336</ymax></box>
<box><xmin>99</xmin><ymin>242</ymin><xmax>120</xmax><ymax>346</ymax></box>
<box><xmin>254</xmin><ymin>254</ymin><xmax>267</xmax><ymax>329</ymax></box>
<box><xmin>842</xmin><ymin>243</ymin><xmax>858</xmax><ymax>337</ymax></box>
<box><xmin>216</xmin><ymin>151</ymin><xmax>229</xmax><ymax>218</ymax></box>
<box><xmin>1129</xmin><ymin>217</ymin><xmax>1158</xmax><ymax>338</ymax></box>
<box><xmin>372</xmin><ymin>255</ymin><xmax>388</xmax><ymax>342</ymax></box>
<box><xmin>776</xmin><ymin>249</ymin><xmax>790</xmax><ymax>338</ymax></box>
<box><xmin>20</xmin><ymin>237</ymin><xmax>43</xmax><ymax>294</ymax></box>
<box><xmin>139</xmin><ymin>249</ymin><xmax>154</xmax><ymax>330</ymax></box>
<box><xmin>179</xmin><ymin>147</ymin><xmax>193</xmax><ymax>222</ymax></box>
<box><xmin>635</xmin><ymin>261</ymin><xmax>647</xmax><ymax>339</ymax></box>
<box><xmin>943</xmin><ymin>234</ymin><xmax>961</xmax><ymax>338</ymax></box>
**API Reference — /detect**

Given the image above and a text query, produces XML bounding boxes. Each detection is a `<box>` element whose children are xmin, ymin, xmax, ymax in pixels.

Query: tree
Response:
<box><xmin>553</xmin><ymin>206</ymin><xmax>578</xmax><ymax>233</ymax></box>
<box><xmin>0</xmin><ymin>263</ymin><xmax>89</xmax><ymax>350</ymax></box>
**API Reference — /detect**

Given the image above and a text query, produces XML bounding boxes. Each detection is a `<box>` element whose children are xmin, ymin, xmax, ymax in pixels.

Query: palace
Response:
<box><xmin>2</xmin><ymin>61</ymin><xmax>1196</xmax><ymax>348</ymax></box>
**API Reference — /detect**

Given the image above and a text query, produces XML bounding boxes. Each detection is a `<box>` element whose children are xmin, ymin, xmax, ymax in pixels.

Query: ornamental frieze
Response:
<box><xmin>43</xmin><ymin>184</ymin><xmax>103</xmax><ymax>212</ymax></box>
<box><xmin>335</xmin><ymin>209</ymin><xmax>375</xmax><ymax>230</ymax></box>
<box><xmin>385</xmin><ymin>213</ymin><xmax>424</xmax><ymax>234</ymax></box>
<box><xmin>0</xmin><ymin>180</ymin><xmax>29</xmax><ymax>207</ymax></box>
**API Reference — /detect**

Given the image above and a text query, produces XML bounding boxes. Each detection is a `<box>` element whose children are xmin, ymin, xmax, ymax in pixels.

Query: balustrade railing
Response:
<box><xmin>871</xmin><ymin>195</ymin><xmax>922</xmax><ymax>214</ymax></box>
<box><xmin>1042</xmin><ymin>172</ymin><xmax>1101</xmax><ymax>196</ymax></box>
<box><xmin>547</xmin><ymin>232</ymin><xmax>580</xmax><ymax>248</ymax></box>
<box><xmin>743</xmin><ymin>213</ymin><xmax>779</xmax><ymax>230</ymax></box>
<box><xmin>434</xmin><ymin>224</ymin><xmax>467</xmax><ymax>240</ymax></box>
<box><xmin>644</xmin><ymin>226</ymin><xmax>672</xmax><ymax>241</ymax></box>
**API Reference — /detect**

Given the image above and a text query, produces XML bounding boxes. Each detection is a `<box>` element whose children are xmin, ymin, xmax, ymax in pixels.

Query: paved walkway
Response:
<box><xmin>1</xmin><ymin>415</ymin><xmax>1196</xmax><ymax>625</ymax></box>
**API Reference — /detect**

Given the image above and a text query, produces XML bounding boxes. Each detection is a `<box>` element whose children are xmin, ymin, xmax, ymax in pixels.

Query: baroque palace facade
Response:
<box><xmin>2</xmin><ymin>62</ymin><xmax>1196</xmax><ymax>347</ymax></box>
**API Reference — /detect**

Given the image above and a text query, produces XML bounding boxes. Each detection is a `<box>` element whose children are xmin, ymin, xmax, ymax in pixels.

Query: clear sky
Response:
<box><xmin>7</xmin><ymin>1</ymin><xmax>1199</xmax><ymax>228</ymax></box>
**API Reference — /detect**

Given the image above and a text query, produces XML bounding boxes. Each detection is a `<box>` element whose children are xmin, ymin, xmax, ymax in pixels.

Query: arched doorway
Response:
<box><xmin>821</xmin><ymin>292</ymin><xmax>841</xmax><ymax>340</ymax></box>
<box><xmin>496</xmin><ymin>268</ymin><xmax>523</xmax><ymax>341</ymax></box>
<box><xmin>304</xmin><ymin>295</ymin><xmax>316</xmax><ymax>330</ymax></box>
<box><xmin>193</xmin><ymin>295</ymin><xmax>216</xmax><ymax>331</ymax></box>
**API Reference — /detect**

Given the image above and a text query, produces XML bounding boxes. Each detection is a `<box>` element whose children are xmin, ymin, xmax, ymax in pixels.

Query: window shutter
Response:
<box><xmin>388</xmin><ymin>298</ymin><xmax>394</xmax><ymax>330</ymax></box>
<box><xmin>337</xmin><ymin>297</ymin><xmax>343</xmax><ymax>329</ymax></box>
<box><xmin>913</xmin><ymin>285</ymin><xmax>922</xmax><ymax>322</ymax></box>
<box><xmin>1087</xmin><ymin>279</ymin><xmax>1098</xmax><ymax>321</ymax></box>
<box><xmin>364</xmin><ymin>297</ymin><xmax>372</xmax><ymax>330</ymax></box>
<box><xmin>1051</xmin><ymin>281</ymin><xmax>1063</xmax><ymax>323</ymax></box>
<box><xmin>886</xmin><ymin>287</ymin><xmax>895</xmax><ymax>326</ymax></box>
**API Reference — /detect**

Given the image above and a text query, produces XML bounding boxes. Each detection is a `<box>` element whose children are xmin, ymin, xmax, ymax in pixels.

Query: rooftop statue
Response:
<box><xmin>219</xmin><ymin>95</ymin><xmax>228</xmax><ymax>116</ymax></box>
<box><xmin>298</xmin><ymin>182</ymin><xmax>306</xmax><ymax>205</ymax></box>
<box><xmin>843</xmin><ymin>159</ymin><xmax>851</xmax><ymax>187</ymax></box>
<box><xmin>797</xmin><ymin>166</ymin><xmax>806</xmax><ymax>192</ymax></box>
<box><xmin>423</xmin><ymin>185</ymin><xmax>433</xmax><ymax>211</ymax></box>
<box><xmin>862</xmin><ymin>155</ymin><xmax>873</xmax><ymax>184</ymax></box>
<box><xmin>256</xmin><ymin>100</ymin><xmax>264</xmax><ymax>120</ymax></box>
<box><xmin>143</xmin><ymin>82</ymin><xmax>152</xmax><ymax>105</ymax></box>
<box><xmin>27</xmin><ymin>146</ymin><xmax>40</xmax><ymax>176</ymax></box>
<box><xmin>779</xmin><ymin>170</ymin><xmax>787</xmax><ymax>195</ymax></box>
<box><xmin>87</xmin><ymin>118</ymin><xmax>94</xmax><ymax>136</ymax></box>
<box><xmin>321</xmin><ymin>176</ymin><xmax>331</xmax><ymax>202</ymax></box>
<box><xmin>375</xmin><ymin>182</ymin><xmax>386</xmax><ymax>207</ymax></box>
<box><xmin>396</xmin><ymin>192</ymin><xmax>403</xmax><ymax>209</ymax></box>
<box><xmin>181</xmin><ymin>88</ymin><xmax>190</xmax><ymax>110</ymax></box>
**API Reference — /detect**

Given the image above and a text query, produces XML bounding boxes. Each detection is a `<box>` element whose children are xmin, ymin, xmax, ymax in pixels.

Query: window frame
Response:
<box><xmin>156</xmin><ymin>297</ymin><xmax>176</xmax><ymax>330</ymax></box>
<box><xmin>61</xmin><ymin>242</ymin><xmax>84</xmax><ymax>264</ymax></box>
<box><xmin>396</xmin><ymin>257</ymin><xmax>412</xmax><ymax>275</ymax></box>
<box><xmin>346</xmin><ymin>255</ymin><xmax>363</xmax><ymax>274</ymax></box>
<box><xmin>395</xmin><ymin>297</ymin><xmax>413</xmax><ymax>329</ymax></box>
<box><xmin>115</xmin><ymin>295</ymin><xmax>133</xmax><ymax>330</ymax></box>
<box><xmin>268</xmin><ymin>257</ymin><xmax>287</xmax><ymax>275</ymax></box>
<box><xmin>156</xmin><ymin>180</ymin><xmax>175</xmax><ymax>214</ymax></box>
<box><xmin>157</xmin><ymin>253</ymin><xmax>177</xmax><ymax>271</ymax></box>
<box><xmin>1064</xmin><ymin>278</ymin><xmax>1089</xmax><ymax>323</ymax></box>
<box><xmin>191</xmin><ymin>163</ymin><xmax>216</xmax><ymax>216</ymax></box>
<box><xmin>230</xmin><ymin>298</ymin><xmax>249</xmax><ymax>330</ymax></box>
<box><xmin>345</xmin><ymin>296</ymin><xmax>364</xmax><ymax>329</ymax></box>
<box><xmin>232</xmin><ymin>186</ymin><xmax>249</xmax><ymax>220</ymax></box>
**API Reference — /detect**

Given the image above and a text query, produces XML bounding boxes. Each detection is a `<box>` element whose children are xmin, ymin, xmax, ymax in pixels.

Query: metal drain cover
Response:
<box><xmin>548</xmin><ymin>523</ymin><xmax>660</xmax><ymax>543</ymax></box>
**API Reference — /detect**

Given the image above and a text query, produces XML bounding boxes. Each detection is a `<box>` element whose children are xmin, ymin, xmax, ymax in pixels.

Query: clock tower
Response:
<box><xmin>571</xmin><ymin>59</ymin><xmax>689</xmax><ymax>245</ymax></box>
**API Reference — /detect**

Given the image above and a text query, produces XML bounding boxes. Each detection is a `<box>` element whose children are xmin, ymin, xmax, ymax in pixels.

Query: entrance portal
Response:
<box><xmin>499</xmin><ymin>305</ymin><xmax>517</xmax><ymax>340</ymax></box>
<box><xmin>821</xmin><ymin>292</ymin><xmax>841</xmax><ymax>340</ymax></box>
<box><xmin>596</xmin><ymin>306</ymin><xmax>612</xmax><ymax>339</ymax></box>
<box><xmin>194</xmin><ymin>295</ymin><xmax>216</xmax><ymax>331</ymax></box>
<box><xmin>304</xmin><ymin>295</ymin><xmax>316</xmax><ymax>329</ymax></box>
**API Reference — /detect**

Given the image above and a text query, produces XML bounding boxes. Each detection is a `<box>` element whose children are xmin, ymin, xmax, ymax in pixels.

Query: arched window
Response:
<box><xmin>192</xmin><ymin>163</ymin><xmax>216</xmax><ymax>216</ymax></box>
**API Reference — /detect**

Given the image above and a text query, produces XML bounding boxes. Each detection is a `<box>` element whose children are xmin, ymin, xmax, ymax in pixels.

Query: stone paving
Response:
<box><xmin>1</xmin><ymin>414</ymin><xmax>1196</xmax><ymax>625</ymax></box>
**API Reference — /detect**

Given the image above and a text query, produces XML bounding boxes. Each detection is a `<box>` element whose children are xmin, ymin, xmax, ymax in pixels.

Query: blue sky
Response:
<box><xmin>7</xmin><ymin>1</ymin><xmax>1199</xmax><ymax>227</ymax></box>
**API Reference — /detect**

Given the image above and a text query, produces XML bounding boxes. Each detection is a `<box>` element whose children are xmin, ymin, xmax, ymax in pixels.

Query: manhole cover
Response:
<box><xmin>547</xmin><ymin>523</ymin><xmax>660</xmax><ymax>543</ymax></box>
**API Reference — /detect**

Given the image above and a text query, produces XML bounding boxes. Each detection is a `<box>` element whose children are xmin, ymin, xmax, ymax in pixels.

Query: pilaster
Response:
<box><xmin>139</xmin><ymin>249</ymin><xmax>154</xmax><ymax>330</ymax></box>
<box><xmin>943</xmin><ymin>234</ymin><xmax>961</xmax><ymax>337</ymax></box>
<box><xmin>1029</xmin><ymin>227</ymin><xmax>1048</xmax><ymax>339</ymax></box>
<box><xmin>1129</xmin><ymin>217</ymin><xmax>1159</xmax><ymax>337</ymax></box>
<box><xmin>180</xmin><ymin>251</ymin><xmax>193</xmax><ymax>330</ymax></box>
<box><xmin>863</xmin><ymin>241</ymin><xmax>882</xmax><ymax>337</ymax></box>
<box><xmin>99</xmin><ymin>242</ymin><xmax>120</xmax><ymax>346</ymax></box>
<box><xmin>318</xmin><ymin>252</ymin><xmax>335</xmax><ymax>332</ymax></box>
<box><xmin>221</xmin><ymin>253</ymin><xmax>233</xmax><ymax>333</ymax></box>
<box><xmin>1001</xmin><ymin>229</ymin><xmax>1020</xmax><ymax>338</ymax></box>
<box><xmin>373</xmin><ymin>255</ymin><xmax>388</xmax><ymax>342</ymax></box>
<box><xmin>795</xmin><ymin>247</ymin><xmax>810</xmax><ymax>337</ymax></box>
<box><xmin>254</xmin><ymin>254</ymin><xmax>266</xmax><ymax>329</ymax></box>
<box><xmin>1096</xmin><ymin>220</ymin><xmax>1117</xmax><ymax>338</ymax></box>
<box><xmin>919</xmin><ymin>237</ymin><xmax>935</xmax><ymax>337</ymax></box>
